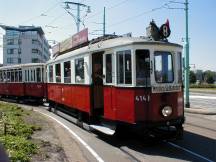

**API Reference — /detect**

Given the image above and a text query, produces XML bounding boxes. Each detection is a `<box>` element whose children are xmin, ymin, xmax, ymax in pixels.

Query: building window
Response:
<box><xmin>64</xmin><ymin>61</ymin><xmax>71</xmax><ymax>83</ymax></box>
<box><xmin>32</xmin><ymin>39</ymin><xmax>38</xmax><ymax>44</ymax></box>
<box><xmin>7</xmin><ymin>58</ymin><xmax>14</xmax><ymax>63</ymax></box>
<box><xmin>18</xmin><ymin>58</ymin><xmax>21</xmax><ymax>64</ymax></box>
<box><xmin>75</xmin><ymin>58</ymin><xmax>84</xmax><ymax>83</ymax></box>
<box><xmin>55</xmin><ymin>64</ymin><xmax>61</xmax><ymax>83</ymax></box>
<box><xmin>32</xmin><ymin>49</ymin><xmax>38</xmax><ymax>53</ymax></box>
<box><xmin>7</xmin><ymin>39</ymin><xmax>14</xmax><ymax>45</ymax></box>
<box><xmin>117</xmin><ymin>50</ymin><xmax>132</xmax><ymax>84</ymax></box>
<box><xmin>105</xmin><ymin>54</ymin><xmax>112</xmax><ymax>83</ymax></box>
<box><xmin>18</xmin><ymin>48</ymin><xmax>21</xmax><ymax>54</ymax></box>
<box><xmin>18</xmin><ymin>39</ymin><xmax>22</xmax><ymax>45</ymax></box>
<box><xmin>32</xmin><ymin>58</ymin><xmax>39</xmax><ymax>63</ymax></box>
<box><xmin>49</xmin><ymin>65</ymin><xmax>53</xmax><ymax>83</ymax></box>
<box><xmin>7</xmin><ymin>49</ymin><xmax>14</xmax><ymax>54</ymax></box>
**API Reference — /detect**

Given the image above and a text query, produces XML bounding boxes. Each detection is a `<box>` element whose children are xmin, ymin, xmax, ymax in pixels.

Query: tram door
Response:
<box><xmin>92</xmin><ymin>52</ymin><xmax>104</xmax><ymax>116</ymax></box>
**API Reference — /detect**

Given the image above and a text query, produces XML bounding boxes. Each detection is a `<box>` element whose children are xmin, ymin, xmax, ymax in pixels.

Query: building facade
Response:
<box><xmin>0</xmin><ymin>25</ymin><xmax>50</xmax><ymax>65</ymax></box>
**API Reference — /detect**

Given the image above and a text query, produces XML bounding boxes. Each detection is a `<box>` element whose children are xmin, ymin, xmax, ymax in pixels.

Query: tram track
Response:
<box><xmin>1</xmin><ymin>100</ymin><xmax>215</xmax><ymax>162</ymax></box>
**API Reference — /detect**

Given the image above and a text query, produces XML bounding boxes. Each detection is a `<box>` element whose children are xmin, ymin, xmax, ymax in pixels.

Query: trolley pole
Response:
<box><xmin>184</xmin><ymin>0</ymin><xmax>190</xmax><ymax>108</ymax></box>
<box><xmin>103</xmin><ymin>7</ymin><xmax>106</xmax><ymax>36</ymax></box>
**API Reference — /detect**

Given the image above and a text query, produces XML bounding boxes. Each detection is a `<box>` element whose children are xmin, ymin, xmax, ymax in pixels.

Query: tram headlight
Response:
<box><xmin>161</xmin><ymin>106</ymin><xmax>172</xmax><ymax>117</ymax></box>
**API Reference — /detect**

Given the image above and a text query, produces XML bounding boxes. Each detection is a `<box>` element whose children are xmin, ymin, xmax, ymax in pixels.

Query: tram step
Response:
<box><xmin>90</xmin><ymin>124</ymin><xmax>115</xmax><ymax>135</ymax></box>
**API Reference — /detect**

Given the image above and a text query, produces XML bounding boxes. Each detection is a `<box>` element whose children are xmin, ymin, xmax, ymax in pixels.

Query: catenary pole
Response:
<box><xmin>185</xmin><ymin>0</ymin><xmax>190</xmax><ymax>108</ymax></box>
<box><xmin>64</xmin><ymin>1</ymin><xmax>90</xmax><ymax>33</ymax></box>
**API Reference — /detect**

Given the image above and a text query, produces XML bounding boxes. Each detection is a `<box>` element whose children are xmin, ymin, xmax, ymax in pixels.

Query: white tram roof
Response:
<box><xmin>47</xmin><ymin>36</ymin><xmax>182</xmax><ymax>64</ymax></box>
<box><xmin>0</xmin><ymin>63</ymin><xmax>45</xmax><ymax>70</ymax></box>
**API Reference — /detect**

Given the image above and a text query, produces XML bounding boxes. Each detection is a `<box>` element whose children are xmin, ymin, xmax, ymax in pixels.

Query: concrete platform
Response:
<box><xmin>184</xmin><ymin>107</ymin><xmax>216</xmax><ymax>115</ymax></box>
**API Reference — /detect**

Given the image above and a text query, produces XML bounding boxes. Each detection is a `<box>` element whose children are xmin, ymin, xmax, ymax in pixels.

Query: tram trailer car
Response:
<box><xmin>46</xmin><ymin>35</ymin><xmax>184</xmax><ymax>139</ymax></box>
<box><xmin>0</xmin><ymin>63</ymin><xmax>47</xmax><ymax>102</ymax></box>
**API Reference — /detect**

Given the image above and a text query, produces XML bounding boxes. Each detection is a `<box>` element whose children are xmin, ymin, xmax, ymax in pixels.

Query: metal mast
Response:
<box><xmin>64</xmin><ymin>1</ymin><xmax>91</xmax><ymax>33</ymax></box>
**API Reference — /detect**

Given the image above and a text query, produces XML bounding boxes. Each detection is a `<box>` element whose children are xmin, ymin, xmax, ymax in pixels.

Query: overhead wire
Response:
<box><xmin>107</xmin><ymin>2</ymin><xmax>171</xmax><ymax>29</ymax></box>
<box><xmin>86</xmin><ymin>0</ymin><xmax>130</xmax><ymax>21</ymax></box>
<box><xmin>21</xmin><ymin>2</ymin><xmax>60</xmax><ymax>24</ymax></box>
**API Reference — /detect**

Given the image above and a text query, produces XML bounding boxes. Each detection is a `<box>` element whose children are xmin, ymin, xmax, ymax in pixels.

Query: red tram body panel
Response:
<box><xmin>0</xmin><ymin>83</ymin><xmax>24</xmax><ymax>97</ymax></box>
<box><xmin>48</xmin><ymin>84</ymin><xmax>91</xmax><ymax>113</ymax></box>
<box><xmin>104</xmin><ymin>87</ymin><xmax>184</xmax><ymax>124</ymax></box>
<box><xmin>24</xmin><ymin>83</ymin><xmax>47</xmax><ymax>98</ymax></box>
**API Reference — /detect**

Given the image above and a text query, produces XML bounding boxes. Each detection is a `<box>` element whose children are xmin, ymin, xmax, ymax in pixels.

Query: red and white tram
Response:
<box><xmin>0</xmin><ymin>63</ymin><xmax>46</xmax><ymax>102</ymax></box>
<box><xmin>46</xmin><ymin>34</ymin><xmax>184</xmax><ymax>138</ymax></box>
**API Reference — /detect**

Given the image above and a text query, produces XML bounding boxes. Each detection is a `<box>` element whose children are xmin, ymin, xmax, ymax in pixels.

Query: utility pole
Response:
<box><xmin>184</xmin><ymin>0</ymin><xmax>190</xmax><ymax>108</ymax></box>
<box><xmin>64</xmin><ymin>1</ymin><xmax>91</xmax><ymax>33</ymax></box>
<box><xmin>167</xmin><ymin>0</ymin><xmax>190</xmax><ymax>108</ymax></box>
<box><xmin>103</xmin><ymin>7</ymin><xmax>106</xmax><ymax>36</ymax></box>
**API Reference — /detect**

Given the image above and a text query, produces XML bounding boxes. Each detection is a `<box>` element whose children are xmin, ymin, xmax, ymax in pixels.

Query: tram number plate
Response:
<box><xmin>135</xmin><ymin>95</ymin><xmax>150</xmax><ymax>102</ymax></box>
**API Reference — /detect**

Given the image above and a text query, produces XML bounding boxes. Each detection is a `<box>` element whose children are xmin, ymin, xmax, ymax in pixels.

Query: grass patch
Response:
<box><xmin>0</xmin><ymin>102</ymin><xmax>40</xmax><ymax>162</ymax></box>
<box><xmin>190</xmin><ymin>84</ymin><xmax>216</xmax><ymax>89</ymax></box>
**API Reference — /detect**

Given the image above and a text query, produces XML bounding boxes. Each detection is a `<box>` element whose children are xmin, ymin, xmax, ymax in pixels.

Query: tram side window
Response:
<box><xmin>3</xmin><ymin>71</ymin><xmax>7</xmax><ymax>82</ymax></box>
<box><xmin>30</xmin><ymin>69</ymin><xmax>34</xmax><ymax>82</ymax></box>
<box><xmin>55</xmin><ymin>63</ymin><xmax>61</xmax><ymax>83</ymax></box>
<box><xmin>7</xmin><ymin>71</ymin><xmax>10</xmax><ymax>82</ymax></box>
<box><xmin>64</xmin><ymin>61</ymin><xmax>71</xmax><ymax>83</ymax></box>
<box><xmin>117</xmin><ymin>50</ymin><xmax>132</xmax><ymax>84</ymax></box>
<box><xmin>25</xmin><ymin>70</ymin><xmax>28</xmax><ymax>82</ymax></box>
<box><xmin>19</xmin><ymin>70</ymin><xmax>22</xmax><ymax>82</ymax></box>
<box><xmin>49</xmin><ymin>65</ymin><xmax>53</xmax><ymax>83</ymax></box>
<box><xmin>154</xmin><ymin>51</ymin><xmax>174</xmax><ymax>83</ymax></box>
<box><xmin>75</xmin><ymin>58</ymin><xmax>84</xmax><ymax>83</ymax></box>
<box><xmin>36</xmin><ymin>68</ymin><xmax>41</xmax><ymax>82</ymax></box>
<box><xmin>136</xmin><ymin>50</ymin><xmax>150</xmax><ymax>86</ymax></box>
<box><xmin>0</xmin><ymin>71</ymin><xmax>2</xmax><ymax>82</ymax></box>
<box><xmin>177</xmin><ymin>52</ymin><xmax>182</xmax><ymax>83</ymax></box>
<box><xmin>15</xmin><ymin>70</ymin><xmax>19</xmax><ymax>82</ymax></box>
<box><xmin>105</xmin><ymin>54</ymin><xmax>112</xmax><ymax>83</ymax></box>
<box><xmin>11</xmin><ymin>71</ymin><xmax>15</xmax><ymax>82</ymax></box>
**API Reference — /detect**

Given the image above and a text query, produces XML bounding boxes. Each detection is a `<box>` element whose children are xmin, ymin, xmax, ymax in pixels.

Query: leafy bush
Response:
<box><xmin>0</xmin><ymin>135</ymin><xmax>38</xmax><ymax>162</ymax></box>
<box><xmin>0</xmin><ymin>102</ymin><xmax>40</xmax><ymax>162</ymax></box>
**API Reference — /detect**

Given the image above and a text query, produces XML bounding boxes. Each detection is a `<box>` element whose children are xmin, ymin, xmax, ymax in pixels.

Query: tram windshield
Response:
<box><xmin>154</xmin><ymin>51</ymin><xmax>174</xmax><ymax>83</ymax></box>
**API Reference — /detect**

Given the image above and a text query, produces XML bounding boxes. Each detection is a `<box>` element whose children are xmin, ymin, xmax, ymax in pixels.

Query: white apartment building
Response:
<box><xmin>0</xmin><ymin>25</ymin><xmax>50</xmax><ymax>65</ymax></box>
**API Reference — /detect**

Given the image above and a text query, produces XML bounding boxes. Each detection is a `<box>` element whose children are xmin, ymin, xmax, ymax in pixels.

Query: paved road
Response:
<box><xmin>29</xmin><ymin>105</ymin><xmax>215</xmax><ymax>162</ymax></box>
<box><xmin>190</xmin><ymin>92</ymin><xmax>216</xmax><ymax>109</ymax></box>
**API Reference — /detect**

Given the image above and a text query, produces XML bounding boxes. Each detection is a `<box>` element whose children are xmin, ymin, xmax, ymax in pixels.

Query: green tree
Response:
<box><xmin>189</xmin><ymin>71</ymin><xmax>196</xmax><ymax>84</ymax></box>
<box><xmin>203</xmin><ymin>71</ymin><xmax>215</xmax><ymax>84</ymax></box>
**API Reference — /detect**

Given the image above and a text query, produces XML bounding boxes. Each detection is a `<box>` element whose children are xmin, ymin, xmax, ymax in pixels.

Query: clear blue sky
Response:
<box><xmin>0</xmin><ymin>0</ymin><xmax>215</xmax><ymax>71</ymax></box>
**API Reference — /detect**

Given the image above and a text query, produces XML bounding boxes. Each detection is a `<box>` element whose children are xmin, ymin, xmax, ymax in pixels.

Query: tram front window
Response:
<box><xmin>154</xmin><ymin>51</ymin><xmax>174</xmax><ymax>83</ymax></box>
<box><xmin>136</xmin><ymin>50</ymin><xmax>150</xmax><ymax>86</ymax></box>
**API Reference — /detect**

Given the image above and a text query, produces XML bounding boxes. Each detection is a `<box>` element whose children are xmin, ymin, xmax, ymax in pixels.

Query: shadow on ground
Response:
<box><xmin>95</xmin><ymin>130</ymin><xmax>216</xmax><ymax>162</ymax></box>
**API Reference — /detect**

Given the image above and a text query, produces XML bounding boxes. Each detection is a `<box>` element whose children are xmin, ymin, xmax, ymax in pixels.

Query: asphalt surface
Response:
<box><xmin>32</xmin><ymin>106</ymin><xmax>216</xmax><ymax>162</ymax></box>
<box><xmin>0</xmin><ymin>91</ymin><xmax>215</xmax><ymax>162</ymax></box>
<box><xmin>190</xmin><ymin>92</ymin><xmax>216</xmax><ymax>109</ymax></box>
